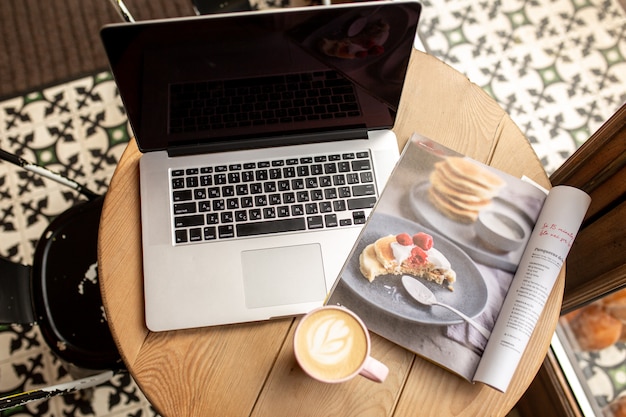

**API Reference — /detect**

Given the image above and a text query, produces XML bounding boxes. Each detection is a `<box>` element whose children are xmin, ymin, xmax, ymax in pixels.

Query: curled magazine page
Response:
<box><xmin>327</xmin><ymin>134</ymin><xmax>551</xmax><ymax>382</ymax></box>
<box><xmin>473</xmin><ymin>185</ymin><xmax>591</xmax><ymax>392</ymax></box>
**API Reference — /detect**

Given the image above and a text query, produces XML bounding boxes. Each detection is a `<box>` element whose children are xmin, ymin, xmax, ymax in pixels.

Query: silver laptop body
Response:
<box><xmin>101</xmin><ymin>0</ymin><xmax>422</xmax><ymax>331</ymax></box>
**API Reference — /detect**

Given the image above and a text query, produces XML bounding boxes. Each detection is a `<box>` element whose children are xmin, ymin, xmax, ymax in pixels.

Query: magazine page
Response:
<box><xmin>473</xmin><ymin>185</ymin><xmax>591</xmax><ymax>392</ymax></box>
<box><xmin>327</xmin><ymin>133</ymin><xmax>548</xmax><ymax>381</ymax></box>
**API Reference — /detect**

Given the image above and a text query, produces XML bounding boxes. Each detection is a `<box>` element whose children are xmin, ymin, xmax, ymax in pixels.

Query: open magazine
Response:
<box><xmin>326</xmin><ymin>133</ymin><xmax>591</xmax><ymax>392</ymax></box>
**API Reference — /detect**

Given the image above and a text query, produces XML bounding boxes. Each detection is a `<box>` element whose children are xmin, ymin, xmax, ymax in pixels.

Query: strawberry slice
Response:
<box><xmin>407</xmin><ymin>246</ymin><xmax>428</xmax><ymax>266</ymax></box>
<box><xmin>396</xmin><ymin>233</ymin><xmax>413</xmax><ymax>246</ymax></box>
<box><xmin>413</xmin><ymin>232</ymin><xmax>433</xmax><ymax>251</ymax></box>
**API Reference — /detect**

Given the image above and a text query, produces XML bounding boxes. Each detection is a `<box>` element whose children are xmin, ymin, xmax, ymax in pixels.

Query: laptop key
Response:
<box><xmin>307</xmin><ymin>216</ymin><xmax>324</xmax><ymax>229</ymax></box>
<box><xmin>352</xmin><ymin>184</ymin><xmax>375</xmax><ymax>196</ymax></box>
<box><xmin>174</xmin><ymin>202</ymin><xmax>196</xmax><ymax>215</ymax></box>
<box><xmin>351</xmin><ymin>159</ymin><xmax>372</xmax><ymax>171</ymax></box>
<box><xmin>360</xmin><ymin>172</ymin><xmax>374</xmax><ymax>183</ymax></box>
<box><xmin>219</xmin><ymin>225</ymin><xmax>235</xmax><ymax>238</ymax></box>
<box><xmin>353</xmin><ymin>210</ymin><xmax>367</xmax><ymax>224</ymax></box>
<box><xmin>347</xmin><ymin>197</ymin><xmax>376</xmax><ymax>210</ymax></box>
<box><xmin>194</xmin><ymin>188</ymin><xmax>207</xmax><ymax>199</ymax></box>
<box><xmin>175</xmin><ymin>230</ymin><xmax>188</xmax><ymax>243</ymax></box>
<box><xmin>172</xmin><ymin>178</ymin><xmax>185</xmax><ymax>189</ymax></box>
<box><xmin>175</xmin><ymin>214</ymin><xmax>205</xmax><ymax>228</ymax></box>
<box><xmin>237</xmin><ymin>218</ymin><xmax>306</xmax><ymax>236</ymax></box>
<box><xmin>263</xmin><ymin>207</ymin><xmax>276</xmax><ymax>218</ymax></box>
<box><xmin>173</xmin><ymin>190</ymin><xmax>193</xmax><ymax>201</ymax></box>
<box><xmin>325</xmin><ymin>214</ymin><xmax>338</xmax><ymax>227</ymax></box>
<box><xmin>189</xmin><ymin>228</ymin><xmax>203</xmax><ymax>242</ymax></box>
<box><xmin>333</xmin><ymin>200</ymin><xmax>346</xmax><ymax>211</ymax></box>
<box><xmin>204</xmin><ymin>226</ymin><xmax>217</xmax><ymax>240</ymax></box>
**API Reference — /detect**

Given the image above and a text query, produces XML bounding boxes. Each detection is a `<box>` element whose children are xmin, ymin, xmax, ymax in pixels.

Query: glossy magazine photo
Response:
<box><xmin>327</xmin><ymin>133</ymin><xmax>591</xmax><ymax>392</ymax></box>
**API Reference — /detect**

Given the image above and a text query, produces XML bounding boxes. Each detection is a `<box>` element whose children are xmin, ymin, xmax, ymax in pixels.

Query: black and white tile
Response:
<box><xmin>0</xmin><ymin>73</ymin><xmax>147</xmax><ymax>416</ymax></box>
<box><xmin>419</xmin><ymin>0</ymin><xmax>626</xmax><ymax>174</ymax></box>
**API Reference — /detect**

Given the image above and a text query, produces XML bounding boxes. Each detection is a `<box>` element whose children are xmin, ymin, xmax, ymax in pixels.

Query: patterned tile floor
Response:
<box><xmin>420</xmin><ymin>0</ymin><xmax>626</xmax><ymax>175</ymax></box>
<box><xmin>1</xmin><ymin>0</ymin><xmax>625</xmax><ymax>415</ymax></box>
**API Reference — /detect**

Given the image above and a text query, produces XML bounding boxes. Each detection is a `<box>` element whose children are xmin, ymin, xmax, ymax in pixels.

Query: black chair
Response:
<box><xmin>0</xmin><ymin>196</ymin><xmax>124</xmax><ymax>411</ymax></box>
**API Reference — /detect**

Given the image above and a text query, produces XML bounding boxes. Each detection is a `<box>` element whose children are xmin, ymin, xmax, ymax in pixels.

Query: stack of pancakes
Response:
<box><xmin>428</xmin><ymin>156</ymin><xmax>505</xmax><ymax>223</ymax></box>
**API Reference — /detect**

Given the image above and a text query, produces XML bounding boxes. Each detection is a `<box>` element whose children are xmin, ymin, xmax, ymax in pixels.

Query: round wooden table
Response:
<box><xmin>98</xmin><ymin>49</ymin><xmax>564</xmax><ymax>417</ymax></box>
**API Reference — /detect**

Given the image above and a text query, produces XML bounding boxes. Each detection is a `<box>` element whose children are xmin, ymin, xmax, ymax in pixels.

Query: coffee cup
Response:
<box><xmin>293</xmin><ymin>305</ymin><xmax>389</xmax><ymax>383</ymax></box>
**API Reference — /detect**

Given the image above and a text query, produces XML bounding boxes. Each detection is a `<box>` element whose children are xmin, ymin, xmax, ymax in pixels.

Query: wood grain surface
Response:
<box><xmin>98</xmin><ymin>50</ymin><xmax>564</xmax><ymax>417</ymax></box>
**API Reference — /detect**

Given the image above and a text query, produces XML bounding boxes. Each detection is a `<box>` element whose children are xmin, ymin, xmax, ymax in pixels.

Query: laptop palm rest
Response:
<box><xmin>241</xmin><ymin>244</ymin><xmax>327</xmax><ymax>309</ymax></box>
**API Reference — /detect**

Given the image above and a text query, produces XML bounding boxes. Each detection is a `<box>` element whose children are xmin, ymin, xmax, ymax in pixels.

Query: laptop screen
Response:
<box><xmin>100</xmin><ymin>1</ymin><xmax>422</xmax><ymax>153</ymax></box>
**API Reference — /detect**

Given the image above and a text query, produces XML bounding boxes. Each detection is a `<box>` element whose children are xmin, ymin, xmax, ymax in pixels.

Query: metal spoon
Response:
<box><xmin>401</xmin><ymin>275</ymin><xmax>491</xmax><ymax>339</ymax></box>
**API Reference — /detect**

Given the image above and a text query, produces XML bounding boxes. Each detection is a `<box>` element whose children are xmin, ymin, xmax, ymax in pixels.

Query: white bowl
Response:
<box><xmin>475</xmin><ymin>210</ymin><xmax>527</xmax><ymax>253</ymax></box>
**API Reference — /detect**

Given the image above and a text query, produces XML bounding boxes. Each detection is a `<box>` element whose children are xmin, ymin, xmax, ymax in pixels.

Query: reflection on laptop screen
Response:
<box><xmin>101</xmin><ymin>2</ymin><xmax>422</xmax><ymax>153</ymax></box>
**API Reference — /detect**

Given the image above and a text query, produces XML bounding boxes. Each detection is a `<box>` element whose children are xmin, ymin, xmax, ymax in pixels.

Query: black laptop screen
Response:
<box><xmin>100</xmin><ymin>1</ymin><xmax>421</xmax><ymax>153</ymax></box>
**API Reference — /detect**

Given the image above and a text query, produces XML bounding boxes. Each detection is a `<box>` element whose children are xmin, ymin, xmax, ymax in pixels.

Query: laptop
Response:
<box><xmin>100</xmin><ymin>0</ymin><xmax>422</xmax><ymax>332</ymax></box>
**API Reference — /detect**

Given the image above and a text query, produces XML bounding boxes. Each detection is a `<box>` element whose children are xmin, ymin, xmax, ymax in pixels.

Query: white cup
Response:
<box><xmin>293</xmin><ymin>306</ymin><xmax>389</xmax><ymax>383</ymax></box>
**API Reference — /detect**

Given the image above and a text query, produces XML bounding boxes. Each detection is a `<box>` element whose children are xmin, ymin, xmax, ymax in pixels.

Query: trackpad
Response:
<box><xmin>241</xmin><ymin>244</ymin><xmax>327</xmax><ymax>309</ymax></box>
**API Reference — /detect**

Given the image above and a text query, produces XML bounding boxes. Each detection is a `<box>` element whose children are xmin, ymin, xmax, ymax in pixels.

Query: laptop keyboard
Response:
<box><xmin>168</xmin><ymin>70</ymin><xmax>362</xmax><ymax>134</ymax></box>
<box><xmin>170</xmin><ymin>150</ymin><xmax>378</xmax><ymax>245</ymax></box>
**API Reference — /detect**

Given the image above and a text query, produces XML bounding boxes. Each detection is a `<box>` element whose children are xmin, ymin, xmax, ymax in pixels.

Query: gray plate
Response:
<box><xmin>340</xmin><ymin>213</ymin><xmax>488</xmax><ymax>325</ymax></box>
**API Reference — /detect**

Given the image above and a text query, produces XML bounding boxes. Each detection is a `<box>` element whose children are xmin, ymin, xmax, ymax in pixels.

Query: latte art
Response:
<box><xmin>306</xmin><ymin>316</ymin><xmax>354</xmax><ymax>366</ymax></box>
<box><xmin>294</xmin><ymin>307</ymin><xmax>368</xmax><ymax>381</ymax></box>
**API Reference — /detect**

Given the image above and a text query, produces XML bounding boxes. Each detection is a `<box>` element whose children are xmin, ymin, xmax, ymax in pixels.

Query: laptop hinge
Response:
<box><xmin>166</xmin><ymin>128</ymin><xmax>370</xmax><ymax>158</ymax></box>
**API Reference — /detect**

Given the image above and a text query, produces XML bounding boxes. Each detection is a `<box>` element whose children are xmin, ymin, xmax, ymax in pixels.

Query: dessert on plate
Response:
<box><xmin>359</xmin><ymin>231</ymin><xmax>456</xmax><ymax>291</ymax></box>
